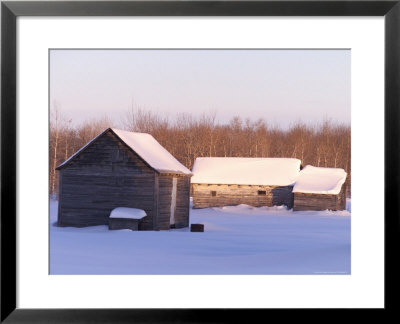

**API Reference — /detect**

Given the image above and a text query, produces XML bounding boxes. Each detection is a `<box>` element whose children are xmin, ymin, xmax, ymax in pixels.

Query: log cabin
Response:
<box><xmin>56</xmin><ymin>128</ymin><xmax>192</xmax><ymax>230</ymax></box>
<box><xmin>292</xmin><ymin>165</ymin><xmax>347</xmax><ymax>211</ymax></box>
<box><xmin>191</xmin><ymin>157</ymin><xmax>301</xmax><ymax>209</ymax></box>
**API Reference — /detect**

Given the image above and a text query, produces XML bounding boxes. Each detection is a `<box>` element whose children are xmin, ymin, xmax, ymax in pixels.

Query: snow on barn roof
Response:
<box><xmin>111</xmin><ymin>128</ymin><xmax>192</xmax><ymax>175</ymax></box>
<box><xmin>293</xmin><ymin>165</ymin><xmax>347</xmax><ymax>195</ymax></box>
<box><xmin>57</xmin><ymin>128</ymin><xmax>192</xmax><ymax>175</ymax></box>
<box><xmin>191</xmin><ymin>157</ymin><xmax>301</xmax><ymax>186</ymax></box>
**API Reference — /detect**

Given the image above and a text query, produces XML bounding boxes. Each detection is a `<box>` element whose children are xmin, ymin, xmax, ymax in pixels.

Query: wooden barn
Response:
<box><xmin>56</xmin><ymin>128</ymin><xmax>192</xmax><ymax>230</ymax></box>
<box><xmin>292</xmin><ymin>166</ymin><xmax>347</xmax><ymax>211</ymax></box>
<box><xmin>191</xmin><ymin>157</ymin><xmax>301</xmax><ymax>209</ymax></box>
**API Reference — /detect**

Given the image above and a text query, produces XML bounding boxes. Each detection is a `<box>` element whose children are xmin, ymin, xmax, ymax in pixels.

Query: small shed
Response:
<box><xmin>292</xmin><ymin>165</ymin><xmax>347</xmax><ymax>211</ymax></box>
<box><xmin>191</xmin><ymin>157</ymin><xmax>301</xmax><ymax>209</ymax></box>
<box><xmin>56</xmin><ymin>128</ymin><xmax>192</xmax><ymax>230</ymax></box>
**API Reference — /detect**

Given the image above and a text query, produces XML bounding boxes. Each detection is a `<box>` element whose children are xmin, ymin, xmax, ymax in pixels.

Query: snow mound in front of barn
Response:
<box><xmin>214</xmin><ymin>203</ymin><xmax>350</xmax><ymax>216</ymax></box>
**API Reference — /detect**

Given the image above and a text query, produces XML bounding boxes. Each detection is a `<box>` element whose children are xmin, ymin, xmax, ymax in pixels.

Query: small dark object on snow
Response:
<box><xmin>191</xmin><ymin>224</ymin><xmax>204</xmax><ymax>232</ymax></box>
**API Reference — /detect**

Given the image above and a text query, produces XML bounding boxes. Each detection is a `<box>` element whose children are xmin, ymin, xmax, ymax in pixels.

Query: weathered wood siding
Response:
<box><xmin>109</xmin><ymin>218</ymin><xmax>141</xmax><ymax>231</ymax></box>
<box><xmin>174</xmin><ymin>176</ymin><xmax>191</xmax><ymax>228</ymax></box>
<box><xmin>156</xmin><ymin>175</ymin><xmax>191</xmax><ymax>230</ymax></box>
<box><xmin>192</xmin><ymin>184</ymin><xmax>294</xmax><ymax>209</ymax></box>
<box><xmin>58</xmin><ymin>131</ymin><xmax>156</xmax><ymax>229</ymax></box>
<box><xmin>157</xmin><ymin>175</ymin><xmax>173</xmax><ymax>230</ymax></box>
<box><xmin>293</xmin><ymin>183</ymin><xmax>347</xmax><ymax>211</ymax></box>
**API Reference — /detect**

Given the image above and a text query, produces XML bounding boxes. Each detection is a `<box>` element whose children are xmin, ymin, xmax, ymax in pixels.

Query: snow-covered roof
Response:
<box><xmin>57</xmin><ymin>128</ymin><xmax>192</xmax><ymax>175</ymax></box>
<box><xmin>191</xmin><ymin>157</ymin><xmax>301</xmax><ymax>186</ymax></box>
<box><xmin>293</xmin><ymin>165</ymin><xmax>347</xmax><ymax>195</ymax></box>
<box><xmin>111</xmin><ymin>129</ymin><xmax>191</xmax><ymax>175</ymax></box>
<box><xmin>109</xmin><ymin>207</ymin><xmax>147</xmax><ymax>219</ymax></box>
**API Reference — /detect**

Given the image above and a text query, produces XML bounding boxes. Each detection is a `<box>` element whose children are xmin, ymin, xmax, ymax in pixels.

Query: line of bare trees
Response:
<box><xmin>50</xmin><ymin>106</ymin><xmax>351</xmax><ymax>196</ymax></box>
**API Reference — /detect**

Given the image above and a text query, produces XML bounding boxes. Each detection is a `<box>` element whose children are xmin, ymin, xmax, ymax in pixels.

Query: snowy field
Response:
<box><xmin>50</xmin><ymin>199</ymin><xmax>351</xmax><ymax>275</ymax></box>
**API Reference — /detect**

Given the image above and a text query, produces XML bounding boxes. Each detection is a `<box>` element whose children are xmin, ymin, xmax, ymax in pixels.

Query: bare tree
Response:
<box><xmin>50</xmin><ymin>107</ymin><xmax>351</xmax><ymax>197</ymax></box>
<box><xmin>49</xmin><ymin>102</ymin><xmax>64</xmax><ymax>195</ymax></box>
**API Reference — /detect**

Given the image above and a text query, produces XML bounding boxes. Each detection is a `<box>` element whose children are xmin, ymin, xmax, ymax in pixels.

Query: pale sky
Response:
<box><xmin>50</xmin><ymin>49</ymin><xmax>350</xmax><ymax>128</ymax></box>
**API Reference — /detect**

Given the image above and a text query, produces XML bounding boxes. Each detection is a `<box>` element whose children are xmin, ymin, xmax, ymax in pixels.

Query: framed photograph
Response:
<box><xmin>1</xmin><ymin>0</ymin><xmax>399</xmax><ymax>322</ymax></box>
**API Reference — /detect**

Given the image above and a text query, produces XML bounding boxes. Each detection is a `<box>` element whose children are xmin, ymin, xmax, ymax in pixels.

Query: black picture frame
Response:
<box><xmin>1</xmin><ymin>0</ymin><xmax>399</xmax><ymax>322</ymax></box>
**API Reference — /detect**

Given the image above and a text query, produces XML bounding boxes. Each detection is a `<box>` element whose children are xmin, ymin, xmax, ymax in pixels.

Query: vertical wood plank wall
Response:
<box><xmin>157</xmin><ymin>175</ymin><xmax>191</xmax><ymax>230</ymax></box>
<box><xmin>58</xmin><ymin>132</ymin><xmax>156</xmax><ymax>229</ymax></box>
<box><xmin>175</xmin><ymin>176</ymin><xmax>191</xmax><ymax>228</ymax></box>
<box><xmin>157</xmin><ymin>175</ymin><xmax>173</xmax><ymax>230</ymax></box>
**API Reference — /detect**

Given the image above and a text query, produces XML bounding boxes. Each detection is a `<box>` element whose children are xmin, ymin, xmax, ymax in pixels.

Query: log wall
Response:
<box><xmin>192</xmin><ymin>184</ymin><xmax>294</xmax><ymax>209</ymax></box>
<box><xmin>293</xmin><ymin>183</ymin><xmax>347</xmax><ymax>211</ymax></box>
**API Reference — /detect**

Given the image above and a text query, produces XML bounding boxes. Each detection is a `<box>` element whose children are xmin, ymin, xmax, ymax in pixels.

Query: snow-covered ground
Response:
<box><xmin>50</xmin><ymin>200</ymin><xmax>351</xmax><ymax>275</ymax></box>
